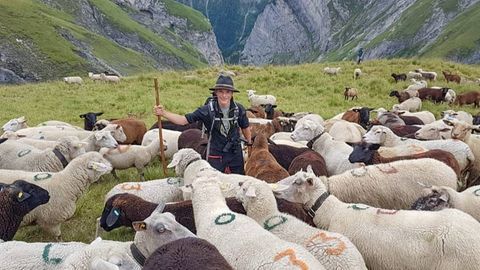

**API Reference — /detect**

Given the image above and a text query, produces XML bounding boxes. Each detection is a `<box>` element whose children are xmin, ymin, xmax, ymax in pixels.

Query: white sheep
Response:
<box><xmin>441</xmin><ymin>109</ymin><xmax>473</xmax><ymax>124</ymax></box>
<box><xmin>105</xmin><ymin>177</ymin><xmax>184</xmax><ymax>204</ymax></box>
<box><xmin>2</xmin><ymin>116</ymin><xmax>28</xmax><ymax>132</ymax></box>
<box><xmin>0</xmin><ymin>152</ymin><xmax>112</xmax><ymax>239</ymax></box>
<box><xmin>394</xmin><ymin>110</ymin><xmax>435</xmax><ymax>124</ymax></box>
<box><xmin>377</xmin><ymin>144</ymin><xmax>428</xmax><ymax>158</ymax></box>
<box><xmin>406</xmin><ymin>71</ymin><xmax>423</xmax><ymax>80</ymax></box>
<box><xmin>191</xmin><ymin>174</ymin><xmax>325</xmax><ymax>269</ymax></box>
<box><xmin>324</xmin><ymin>67</ymin><xmax>341</xmax><ymax>75</ymax></box>
<box><xmin>363</xmin><ymin>125</ymin><xmax>474</xmax><ymax>174</ymax></box>
<box><xmin>444</xmin><ymin>88</ymin><xmax>456</xmax><ymax>104</ymax></box>
<box><xmin>274</xmin><ymin>169</ymin><xmax>480</xmax><ymax>270</ymax></box>
<box><xmin>99</xmin><ymin>138</ymin><xmax>164</xmax><ymax>180</ymax></box>
<box><xmin>64</xmin><ymin>210</ymin><xmax>195</xmax><ymax>269</ymax></box>
<box><xmin>2</xmin><ymin>130</ymin><xmax>117</xmax><ymax>151</ymax></box>
<box><xmin>237</xmin><ymin>178</ymin><xmax>367</xmax><ymax>269</ymax></box>
<box><xmin>327</xmin><ymin>120</ymin><xmax>365</xmax><ymax>144</ymax></box>
<box><xmin>414</xmin><ymin>120</ymin><xmax>452</xmax><ymax>140</ymax></box>
<box><xmin>63</xmin><ymin>76</ymin><xmax>83</xmax><ymax>84</ymax></box>
<box><xmin>291</xmin><ymin>116</ymin><xmax>358</xmax><ymax>176</ymax></box>
<box><xmin>415</xmin><ymin>69</ymin><xmax>437</xmax><ymax>81</ymax></box>
<box><xmin>0</xmin><ymin>137</ymin><xmax>86</xmax><ymax>172</ymax></box>
<box><xmin>36</xmin><ymin>121</ymin><xmax>81</xmax><ymax>129</ymax></box>
<box><xmin>246</xmin><ymin>89</ymin><xmax>277</xmax><ymax>107</ymax></box>
<box><xmin>391</xmin><ymin>97</ymin><xmax>422</xmax><ymax>112</ymax></box>
<box><xmin>353</xmin><ymin>68</ymin><xmax>362</xmax><ymax>80</ymax></box>
<box><xmin>141</xmin><ymin>128</ymin><xmax>180</xmax><ymax>159</ymax></box>
<box><xmin>88</xmin><ymin>72</ymin><xmax>103</xmax><ymax>81</ymax></box>
<box><xmin>100</xmin><ymin>73</ymin><xmax>120</xmax><ymax>83</ymax></box>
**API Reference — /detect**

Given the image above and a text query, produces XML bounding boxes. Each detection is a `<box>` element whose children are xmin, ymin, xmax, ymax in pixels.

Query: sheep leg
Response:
<box><xmin>94</xmin><ymin>217</ymin><xmax>103</xmax><ymax>238</ymax></box>
<box><xmin>137</xmin><ymin>167</ymin><xmax>145</xmax><ymax>181</ymax></box>
<box><xmin>111</xmin><ymin>168</ymin><xmax>119</xmax><ymax>180</ymax></box>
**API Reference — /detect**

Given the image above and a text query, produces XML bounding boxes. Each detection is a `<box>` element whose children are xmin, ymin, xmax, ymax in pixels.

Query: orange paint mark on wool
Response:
<box><xmin>305</xmin><ymin>232</ymin><xmax>347</xmax><ymax>256</ymax></box>
<box><xmin>274</xmin><ymin>249</ymin><xmax>309</xmax><ymax>270</ymax></box>
<box><xmin>120</xmin><ymin>183</ymin><xmax>142</xmax><ymax>191</ymax></box>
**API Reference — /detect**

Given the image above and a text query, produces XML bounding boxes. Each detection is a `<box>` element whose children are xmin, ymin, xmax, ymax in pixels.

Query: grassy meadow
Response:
<box><xmin>1</xmin><ymin>58</ymin><xmax>480</xmax><ymax>243</ymax></box>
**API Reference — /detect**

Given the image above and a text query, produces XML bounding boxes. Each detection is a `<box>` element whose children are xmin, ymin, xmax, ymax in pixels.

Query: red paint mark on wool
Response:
<box><xmin>305</xmin><ymin>232</ymin><xmax>346</xmax><ymax>256</ymax></box>
<box><xmin>120</xmin><ymin>183</ymin><xmax>142</xmax><ymax>191</ymax></box>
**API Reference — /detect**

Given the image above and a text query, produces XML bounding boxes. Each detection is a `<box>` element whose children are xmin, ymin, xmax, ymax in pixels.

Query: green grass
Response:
<box><xmin>3</xmin><ymin>58</ymin><xmax>480</xmax><ymax>244</ymax></box>
<box><xmin>162</xmin><ymin>0</ymin><xmax>211</xmax><ymax>32</ymax></box>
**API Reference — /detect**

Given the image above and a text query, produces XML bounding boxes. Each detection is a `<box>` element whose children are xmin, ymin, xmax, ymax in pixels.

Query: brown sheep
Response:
<box><xmin>390</xmin><ymin>125</ymin><xmax>421</xmax><ymax>138</ymax></box>
<box><xmin>344</xmin><ymin>87</ymin><xmax>358</xmax><ymax>100</ymax></box>
<box><xmin>246</xmin><ymin>106</ymin><xmax>266</xmax><ymax>118</ymax></box>
<box><xmin>245</xmin><ymin>133</ymin><xmax>289</xmax><ymax>183</ymax></box>
<box><xmin>268</xmin><ymin>143</ymin><xmax>309</xmax><ymax>170</ymax></box>
<box><xmin>96</xmin><ymin>118</ymin><xmax>147</xmax><ymax>144</ymax></box>
<box><xmin>177</xmin><ymin>129</ymin><xmax>207</xmax><ymax>159</ymax></box>
<box><xmin>389</xmin><ymin>90</ymin><xmax>411</xmax><ymax>103</ymax></box>
<box><xmin>454</xmin><ymin>91</ymin><xmax>480</xmax><ymax>107</ymax></box>
<box><xmin>443</xmin><ymin>71</ymin><xmax>461</xmax><ymax>84</ymax></box>
<box><xmin>341</xmin><ymin>107</ymin><xmax>372</xmax><ymax>129</ymax></box>
<box><xmin>417</xmin><ymin>87</ymin><xmax>449</xmax><ymax>103</ymax></box>
<box><xmin>287</xmin><ymin>150</ymin><xmax>328</xmax><ymax>177</ymax></box>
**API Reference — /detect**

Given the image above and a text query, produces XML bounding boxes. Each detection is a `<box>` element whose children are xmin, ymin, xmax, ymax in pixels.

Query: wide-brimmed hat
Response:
<box><xmin>209</xmin><ymin>75</ymin><xmax>239</xmax><ymax>92</ymax></box>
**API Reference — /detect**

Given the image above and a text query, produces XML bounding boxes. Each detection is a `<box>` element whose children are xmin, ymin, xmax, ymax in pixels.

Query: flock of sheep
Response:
<box><xmin>63</xmin><ymin>72</ymin><xmax>121</xmax><ymax>84</ymax></box>
<box><xmin>2</xmin><ymin>66</ymin><xmax>480</xmax><ymax>269</ymax></box>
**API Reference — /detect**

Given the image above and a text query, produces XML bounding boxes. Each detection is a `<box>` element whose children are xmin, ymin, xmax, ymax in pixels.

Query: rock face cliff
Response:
<box><xmin>181</xmin><ymin>0</ymin><xmax>480</xmax><ymax>65</ymax></box>
<box><xmin>0</xmin><ymin>0</ymin><xmax>223</xmax><ymax>83</ymax></box>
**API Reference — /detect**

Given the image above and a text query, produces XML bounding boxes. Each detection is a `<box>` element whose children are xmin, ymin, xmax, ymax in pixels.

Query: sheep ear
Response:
<box><xmin>167</xmin><ymin>157</ymin><xmax>180</xmax><ymax>168</ymax></box>
<box><xmin>94</xmin><ymin>132</ymin><xmax>104</xmax><ymax>140</ymax></box>
<box><xmin>154</xmin><ymin>202</ymin><xmax>166</xmax><ymax>213</ymax></box>
<box><xmin>105</xmin><ymin>207</ymin><xmax>121</xmax><ymax>227</ymax></box>
<box><xmin>306</xmin><ymin>165</ymin><xmax>314</xmax><ymax>174</ymax></box>
<box><xmin>443</xmin><ymin>119</ymin><xmax>454</xmax><ymax>126</ymax></box>
<box><xmin>132</xmin><ymin>221</ymin><xmax>147</xmax><ymax>232</ymax></box>
<box><xmin>16</xmin><ymin>191</ymin><xmax>31</xmax><ymax>202</ymax></box>
<box><xmin>18</xmin><ymin>116</ymin><xmax>26</xmax><ymax>123</ymax></box>
<box><xmin>79</xmin><ymin>114</ymin><xmax>86</xmax><ymax>118</ymax></box>
<box><xmin>245</xmin><ymin>185</ymin><xmax>256</xmax><ymax>198</ymax></box>
<box><xmin>96</xmin><ymin>112</ymin><xmax>104</xmax><ymax>116</ymax></box>
<box><xmin>439</xmin><ymin>192</ymin><xmax>449</xmax><ymax>202</ymax></box>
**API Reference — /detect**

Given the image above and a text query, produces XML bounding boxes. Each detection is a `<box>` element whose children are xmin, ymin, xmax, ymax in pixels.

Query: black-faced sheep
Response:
<box><xmin>79</xmin><ymin>112</ymin><xmax>103</xmax><ymax>131</ymax></box>
<box><xmin>0</xmin><ymin>180</ymin><xmax>50</xmax><ymax>241</ymax></box>
<box><xmin>391</xmin><ymin>73</ymin><xmax>407</xmax><ymax>83</ymax></box>
<box><xmin>143</xmin><ymin>237</ymin><xmax>233</xmax><ymax>270</ymax></box>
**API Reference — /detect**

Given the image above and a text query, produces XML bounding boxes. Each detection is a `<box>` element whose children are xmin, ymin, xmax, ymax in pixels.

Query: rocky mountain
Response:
<box><xmin>179</xmin><ymin>0</ymin><xmax>480</xmax><ymax>65</ymax></box>
<box><xmin>0</xmin><ymin>0</ymin><xmax>223</xmax><ymax>83</ymax></box>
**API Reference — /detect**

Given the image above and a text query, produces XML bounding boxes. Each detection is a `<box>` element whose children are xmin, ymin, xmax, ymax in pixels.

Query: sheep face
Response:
<box><xmin>100</xmin><ymin>195</ymin><xmax>125</xmax><ymax>231</ymax></box>
<box><xmin>291</xmin><ymin>119</ymin><xmax>323</xmax><ymax>142</ymax></box>
<box><xmin>167</xmin><ymin>148</ymin><xmax>202</xmax><ymax>177</ymax></box>
<box><xmin>92</xmin><ymin>119</ymin><xmax>111</xmax><ymax>131</ymax></box>
<box><xmin>94</xmin><ymin>131</ymin><xmax>118</xmax><ymax>149</ymax></box>
<box><xmin>274</xmin><ymin>166</ymin><xmax>324</xmax><ymax>205</ymax></box>
<box><xmin>56</xmin><ymin>137</ymin><xmax>87</xmax><ymax>160</ymax></box>
<box><xmin>4</xmin><ymin>180</ymin><xmax>50</xmax><ymax>213</ymax></box>
<box><xmin>133</xmin><ymin>211</ymin><xmax>195</xmax><ymax>256</ymax></box>
<box><xmin>2</xmin><ymin>116</ymin><xmax>27</xmax><ymax>132</ymax></box>
<box><xmin>81</xmin><ymin>152</ymin><xmax>113</xmax><ymax>179</ymax></box>
<box><xmin>348</xmin><ymin>143</ymin><xmax>380</xmax><ymax>164</ymax></box>
<box><xmin>445</xmin><ymin>119</ymin><xmax>480</xmax><ymax>140</ymax></box>
<box><xmin>105</xmin><ymin>124</ymin><xmax>127</xmax><ymax>143</ymax></box>
<box><xmin>80</xmin><ymin>112</ymin><xmax>103</xmax><ymax>131</ymax></box>
<box><xmin>362</xmin><ymin>126</ymin><xmax>388</xmax><ymax>144</ymax></box>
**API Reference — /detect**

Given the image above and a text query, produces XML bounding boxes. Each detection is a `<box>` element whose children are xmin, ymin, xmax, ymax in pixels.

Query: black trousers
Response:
<box><xmin>207</xmin><ymin>147</ymin><xmax>245</xmax><ymax>175</ymax></box>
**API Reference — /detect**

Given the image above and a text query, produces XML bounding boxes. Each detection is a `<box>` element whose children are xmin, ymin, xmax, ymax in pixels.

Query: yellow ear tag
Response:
<box><xmin>18</xmin><ymin>192</ymin><xmax>23</xmax><ymax>199</ymax></box>
<box><xmin>140</xmin><ymin>223</ymin><xmax>146</xmax><ymax>230</ymax></box>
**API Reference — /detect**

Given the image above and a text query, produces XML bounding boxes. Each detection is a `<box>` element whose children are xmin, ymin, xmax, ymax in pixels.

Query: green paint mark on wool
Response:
<box><xmin>264</xmin><ymin>215</ymin><xmax>287</xmax><ymax>231</ymax></box>
<box><xmin>17</xmin><ymin>149</ymin><xmax>31</xmax><ymax>157</ymax></box>
<box><xmin>474</xmin><ymin>188</ymin><xmax>480</xmax><ymax>196</ymax></box>
<box><xmin>167</xmin><ymin>177</ymin><xmax>182</xmax><ymax>186</ymax></box>
<box><xmin>42</xmin><ymin>243</ymin><xmax>62</xmax><ymax>265</ymax></box>
<box><xmin>34</xmin><ymin>173</ymin><xmax>52</xmax><ymax>181</ymax></box>
<box><xmin>214</xmin><ymin>213</ymin><xmax>236</xmax><ymax>225</ymax></box>
<box><xmin>348</xmin><ymin>204</ymin><xmax>370</xmax><ymax>210</ymax></box>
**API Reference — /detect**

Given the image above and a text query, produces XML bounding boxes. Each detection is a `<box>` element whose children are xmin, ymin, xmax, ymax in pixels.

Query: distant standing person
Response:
<box><xmin>154</xmin><ymin>75</ymin><xmax>251</xmax><ymax>175</ymax></box>
<box><xmin>357</xmin><ymin>47</ymin><xmax>364</xmax><ymax>65</ymax></box>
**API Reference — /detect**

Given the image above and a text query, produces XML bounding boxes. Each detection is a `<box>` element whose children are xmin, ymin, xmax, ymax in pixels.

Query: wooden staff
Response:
<box><xmin>154</xmin><ymin>78</ymin><xmax>168</xmax><ymax>176</ymax></box>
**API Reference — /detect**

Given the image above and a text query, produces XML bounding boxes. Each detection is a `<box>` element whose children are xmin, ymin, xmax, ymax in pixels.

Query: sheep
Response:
<box><xmin>395</xmin><ymin>113</ymin><xmax>424</xmax><ymax>125</ymax></box>
<box><xmin>389</xmin><ymin>125</ymin><xmax>421</xmax><ymax>138</ymax></box>
<box><xmin>389</xmin><ymin>90</ymin><xmax>411</xmax><ymax>103</ymax></box>
<box><xmin>143</xmin><ymin>237</ymin><xmax>233</xmax><ymax>270</ymax></box>
<box><xmin>65</xmin><ymin>210</ymin><xmax>195</xmax><ymax>269</ymax></box>
<box><xmin>0</xmin><ymin>137</ymin><xmax>86</xmax><ymax>172</ymax></box>
<box><xmin>324</xmin><ymin>67</ymin><xmax>341</xmax><ymax>75</ymax></box>
<box><xmin>104</xmin><ymin>177</ymin><xmax>184</xmax><ymax>204</ymax></box>
<box><xmin>0</xmin><ymin>180</ymin><xmax>50</xmax><ymax>241</ymax></box>
<box><xmin>327</xmin><ymin>120</ymin><xmax>365</xmax><ymax>144</ymax></box>
<box><xmin>344</xmin><ymin>87</ymin><xmax>358</xmax><ymax>100</ymax></box>
<box><xmin>291</xmin><ymin>116</ymin><xmax>358</xmax><ymax>176</ymax></box>
<box><xmin>391</xmin><ymin>73</ymin><xmax>407</xmax><ymax>83</ymax></box>
<box><xmin>0</xmin><ymin>152</ymin><xmax>112</xmax><ymax>239</ymax></box>
<box><xmin>363</xmin><ymin>125</ymin><xmax>474</xmax><ymax>175</ymax></box>
<box><xmin>2</xmin><ymin>116</ymin><xmax>28</xmax><ymax>132</ymax></box>
<box><xmin>412</xmin><ymin>185</ymin><xmax>480</xmax><ymax>221</ymax></box>
<box><xmin>353</xmin><ymin>68</ymin><xmax>362</xmax><ymax>80</ymax></box>
<box><xmin>373</xmin><ymin>108</ymin><xmax>405</xmax><ymax>128</ymax></box>
<box><xmin>246</xmin><ymin>89</ymin><xmax>277</xmax><ymax>107</ymax></box>
<box><xmin>99</xmin><ymin>73</ymin><xmax>120</xmax><ymax>83</ymax></box>
<box><xmin>142</xmin><ymin>128</ymin><xmax>180</xmax><ymax>159</ymax></box>
<box><xmin>246</xmin><ymin>105</ymin><xmax>267</xmax><ymax>118</ymax></box>
<box><xmin>177</xmin><ymin>128</ymin><xmax>208</xmax><ymax>158</ymax></box>
<box><xmin>100</xmin><ymin>193</ymin><xmax>315</xmax><ymax>234</ymax></box>
<box><xmin>414</xmin><ymin>120</ymin><xmax>452</xmax><ymax>140</ymax></box>
<box><xmin>79</xmin><ymin>112</ymin><xmax>103</xmax><ymax>130</ymax></box>
<box><xmin>63</xmin><ymin>76</ymin><xmax>83</xmax><ymax>84</ymax></box>
<box><xmin>0</xmin><ymin>240</ymin><xmax>87</xmax><ymax>269</ymax></box>
<box><xmin>443</xmin><ymin>119</ymin><xmax>480</xmax><ymax>188</ymax></box>
<box><xmin>415</xmin><ymin>69</ymin><xmax>437</xmax><ymax>81</ymax></box>
<box><xmin>394</xmin><ymin>110</ymin><xmax>435</xmax><ymax>124</ymax></box>
<box><xmin>442</xmin><ymin>110</ymin><xmax>473</xmax><ymax>124</ymax></box>
<box><xmin>407</xmin><ymin>71</ymin><xmax>423</xmax><ymax>80</ymax></box>
<box><xmin>442</xmin><ymin>71</ymin><xmax>461</xmax><ymax>83</ymax></box>
<box><xmin>340</xmin><ymin>107</ymin><xmax>373</xmax><ymax>129</ymax></box>
<box><xmin>404</xmin><ymin>79</ymin><xmax>427</xmax><ymax>94</ymax></box>
<box><xmin>99</xmin><ymin>138</ymin><xmax>164</xmax><ymax>180</ymax></box>
<box><xmin>245</xmin><ymin>133</ymin><xmax>289</xmax><ymax>183</ymax></box>
<box><xmin>391</xmin><ymin>97</ymin><xmax>422</xmax><ymax>112</ymax></box>
<box><xmin>268</xmin><ymin>143</ymin><xmax>310</xmax><ymax>171</ymax></box>
<box><xmin>88</xmin><ymin>72</ymin><xmax>102</xmax><ymax>81</ymax></box>
<box><xmin>237</xmin><ymin>178</ymin><xmax>367</xmax><ymax>269</ymax></box>
<box><xmin>288</xmin><ymin>150</ymin><xmax>328</xmax><ymax>176</ymax></box>
<box><xmin>191</xmin><ymin>174</ymin><xmax>325</xmax><ymax>269</ymax></box>
<box><xmin>274</xmin><ymin>169</ymin><xmax>480</xmax><ymax>270</ymax></box>
<box><xmin>264</xmin><ymin>104</ymin><xmax>286</xmax><ymax>119</ymax></box>
<box><xmin>453</xmin><ymin>90</ymin><xmax>480</xmax><ymax>107</ymax></box>
<box><xmin>417</xmin><ymin>87</ymin><xmax>449</xmax><ymax>103</ymax></box>
<box><xmin>348</xmin><ymin>143</ymin><xmax>461</xmax><ymax>177</ymax></box>
<box><xmin>96</xmin><ymin>118</ymin><xmax>147</xmax><ymax>144</ymax></box>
